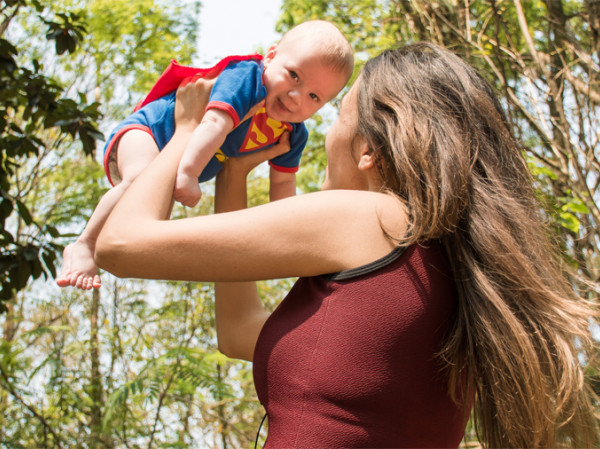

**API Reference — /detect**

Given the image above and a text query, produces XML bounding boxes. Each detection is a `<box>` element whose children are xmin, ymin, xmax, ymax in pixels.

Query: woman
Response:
<box><xmin>96</xmin><ymin>43</ymin><xmax>598</xmax><ymax>448</ymax></box>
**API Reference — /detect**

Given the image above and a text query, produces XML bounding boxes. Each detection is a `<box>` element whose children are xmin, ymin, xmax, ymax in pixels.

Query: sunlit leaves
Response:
<box><xmin>0</xmin><ymin>1</ymin><xmax>103</xmax><ymax>306</ymax></box>
<box><xmin>102</xmin><ymin>347</ymin><xmax>222</xmax><ymax>429</ymax></box>
<box><xmin>44</xmin><ymin>12</ymin><xmax>86</xmax><ymax>55</ymax></box>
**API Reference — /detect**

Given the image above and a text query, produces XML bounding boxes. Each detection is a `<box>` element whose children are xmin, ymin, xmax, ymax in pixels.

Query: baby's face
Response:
<box><xmin>262</xmin><ymin>44</ymin><xmax>347</xmax><ymax>123</ymax></box>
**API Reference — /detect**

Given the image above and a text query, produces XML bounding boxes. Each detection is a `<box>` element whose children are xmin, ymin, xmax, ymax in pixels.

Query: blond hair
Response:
<box><xmin>278</xmin><ymin>20</ymin><xmax>354</xmax><ymax>81</ymax></box>
<box><xmin>357</xmin><ymin>43</ymin><xmax>599</xmax><ymax>448</ymax></box>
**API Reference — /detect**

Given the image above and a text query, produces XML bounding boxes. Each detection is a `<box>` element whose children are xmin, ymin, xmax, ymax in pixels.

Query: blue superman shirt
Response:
<box><xmin>103</xmin><ymin>57</ymin><xmax>308</xmax><ymax>185</ymax></box>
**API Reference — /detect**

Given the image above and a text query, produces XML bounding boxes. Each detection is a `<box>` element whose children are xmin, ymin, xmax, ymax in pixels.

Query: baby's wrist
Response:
<box><xmin>177</xmin><ymin>164</ymin><xmax>199</xmax><ymax>179</ymax></box>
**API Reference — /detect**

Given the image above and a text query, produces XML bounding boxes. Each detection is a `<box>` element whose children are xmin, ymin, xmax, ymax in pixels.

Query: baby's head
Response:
<box><xmin>262</xmin><ymin>20</ymin><xmax>354</xmax><ymax>123</ymax></box>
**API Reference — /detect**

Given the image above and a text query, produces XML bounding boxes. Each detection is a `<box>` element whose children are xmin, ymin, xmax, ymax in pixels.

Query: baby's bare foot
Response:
<box><xmin>56</xmin><ymin>240</ymin><xmax>102</xmax><ymax>290</ymax></box>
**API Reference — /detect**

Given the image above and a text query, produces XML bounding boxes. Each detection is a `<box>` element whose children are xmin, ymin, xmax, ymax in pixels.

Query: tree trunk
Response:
<box><xmin>585</xmin><ymin>0</ymin><xmax>600</xmax><ymax>55</ymax></box>
<box><xmin>217</xmin><ymin>363</ymin><xmax>228</xmax><ymax>449</ymax></box>
<box><xmin>0</xmin><ymin>301</ymin><xmax>16</xmax><ymax>441</ymax></box>
<box><xmin>89</xmin><ymin>287</ymin><xmax>107</xmax><ymax>448</ymax></box>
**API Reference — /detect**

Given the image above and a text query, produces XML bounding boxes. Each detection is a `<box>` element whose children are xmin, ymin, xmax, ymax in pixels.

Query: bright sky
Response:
<box><xmin>195</xmin><ymin>0</ymin><xmax>284</xmax><ymax>65</ymax></box>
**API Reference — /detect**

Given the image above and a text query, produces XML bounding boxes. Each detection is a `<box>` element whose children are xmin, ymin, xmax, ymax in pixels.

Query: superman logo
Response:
<box><xmin>240</xmin><ymin>107</ymin><xmax>292</xmax><ymax>152</ymax></box>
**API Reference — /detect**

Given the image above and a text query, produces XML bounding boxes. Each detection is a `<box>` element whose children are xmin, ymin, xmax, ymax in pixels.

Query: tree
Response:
<box><xmin>0</xmin><ymin>0</ymin><xmax>276</xmax><ymax>439</ymax></box>
<box><xmin>0</xmin><ymin>0</ymin><xmax>202</xmax><ymax>312</ymax></box>
<box><xmin>0</xmin><ymin>0</ymin><xmax>102</xmax><ymax>311</ymax></box>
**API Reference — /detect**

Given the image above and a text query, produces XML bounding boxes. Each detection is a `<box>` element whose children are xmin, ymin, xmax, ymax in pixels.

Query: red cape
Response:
<box><xmin>134</xmin><ymin>54</ymin><xmax>263</xmax><ymax>111</ymax></box>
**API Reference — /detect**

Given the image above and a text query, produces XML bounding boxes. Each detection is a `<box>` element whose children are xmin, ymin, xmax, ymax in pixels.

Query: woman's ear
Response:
<box><xmin>356</xmin><ymin>140</ymin><xmax>374</xmax><ymax>171</ymax></box>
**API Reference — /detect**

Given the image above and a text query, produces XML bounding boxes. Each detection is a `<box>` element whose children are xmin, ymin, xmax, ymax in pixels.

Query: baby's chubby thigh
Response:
<box><xmin>116</xmin><ymin>130</ymin><xmax>161</xmax><ymax>183</ymax></box>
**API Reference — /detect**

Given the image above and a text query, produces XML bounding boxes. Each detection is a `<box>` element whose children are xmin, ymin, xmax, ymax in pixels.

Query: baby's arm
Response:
<box><xmin>269</xmin><ymin>167</ymin><xmax>297</xmax><ymax>202</ymax></box>
<box><xmin>174</xmin><ymin>108</ymin><xmax>234</xmax><ymax>207</ymax></box>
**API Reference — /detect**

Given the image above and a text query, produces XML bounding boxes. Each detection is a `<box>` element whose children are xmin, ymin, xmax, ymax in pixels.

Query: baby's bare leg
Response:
<box><xmin>57</xmin><ymin>130</ymin><xmax>159</xmax><ymax>289</ymax></box>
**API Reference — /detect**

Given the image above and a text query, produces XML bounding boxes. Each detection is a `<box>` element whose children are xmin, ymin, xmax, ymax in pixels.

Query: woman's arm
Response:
<box><xmin>95</xmin><ymin>80</ymin><xmax>406</xmax><ymax>283</ymax></box>
<box><xmin>269</xmin><ymin>168</ymin><xmax>296</xmax><ymax>202</ymax></box>
<box><xmin>214</xmin><ymin>133</ymin><xmax>292</xmax><ymax>361</ymax></box>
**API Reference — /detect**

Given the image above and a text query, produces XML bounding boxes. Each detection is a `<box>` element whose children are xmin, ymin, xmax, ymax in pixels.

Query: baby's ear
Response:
<box><xmin>263</xmin><ymin>44</ymin><xmax>277</xmax><ymax>65</ymax></box>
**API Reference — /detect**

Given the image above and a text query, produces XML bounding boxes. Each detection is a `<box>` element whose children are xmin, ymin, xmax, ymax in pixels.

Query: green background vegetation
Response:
<box><xmin>0</xmin><ymin>0</ymin><xmax>598</xmax><ymax>447</ymax></box>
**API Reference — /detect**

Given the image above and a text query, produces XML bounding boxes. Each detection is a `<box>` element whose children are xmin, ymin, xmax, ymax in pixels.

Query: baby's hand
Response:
<box><xmin>174</xmin><ymin>170</ymin><xmax>202</xmax><ymax>207</ymax></box>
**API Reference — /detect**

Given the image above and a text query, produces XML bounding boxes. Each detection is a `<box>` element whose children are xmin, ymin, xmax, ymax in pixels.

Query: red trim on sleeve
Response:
<box><xmin>103</xmin><ymin>124</ymin><xmax>153</xmax><ymax>186</ymax></box>
<box><xmin>206</xmin><ymin>101</ymin><xmax>241</xmax><ymax>128</ymax></box>
<box><xmin>269</xmin><ymin>162</ymin><xmax>299</xmax><ymax>173</ymax></box>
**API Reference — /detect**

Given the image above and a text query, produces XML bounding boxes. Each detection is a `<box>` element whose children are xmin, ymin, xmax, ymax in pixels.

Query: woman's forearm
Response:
<box><xmin>269</xmin><ymin>169</ymin><xmax>297</xmax><ymax>202</ymax></box>
<box><xmin>95</xmin><ymin>79</ymin><xmax>210</xmax><ymax>275</ymax></box>
<box><xmin>214</xmin><ymin>160</ymin><xmax>268</xmax><ymax>361</ymax></box>
<box><xmin>213</xmin><ymin>137</ymin><xmax>295</xmax><ymax>361</ymax></box>
<box><xmin>213</xmin><ymin>157</ymin><xmax>249</xmax><ymax>214</ymax></box>
<box><xmin>94</xmin><ymin>127</ymin><xmax>191</xmax><ymax>266</ymax></box>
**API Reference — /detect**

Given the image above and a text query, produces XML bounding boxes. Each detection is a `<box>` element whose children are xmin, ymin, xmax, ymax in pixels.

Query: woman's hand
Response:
<box><xmin>175</xmin><ymin>77</ymin><xmax>263</xmax><ymax>133</ymax></box>
<box><xmin>174</xmin><ymin>77</ymin><xmax>215</xmax><ymax>132</ymax></box>
<box><xmin>225</xmin><ymin>131</ymin><xmax>290</xmax><ymax>177</ymax></box>
<box><xmin>215</xmin><ymin>131</ymin><xmax>290</xmax><ymax>213</ymax></box>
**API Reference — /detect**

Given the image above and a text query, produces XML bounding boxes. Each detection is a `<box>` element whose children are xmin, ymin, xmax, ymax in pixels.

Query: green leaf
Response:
<box><xmin>559</xmin><ymin>211</ymin><xmax>581</xmax><ymax>234</ymax></box>
<box><xmin>15</xmin><ymin>200</ymin><xmax>33</xmax><ymax>226</ymax></box>
<box><xmin>0</xmin><ymin>198</ymin><xmax>14</xmax><ymax>221</ymax></box>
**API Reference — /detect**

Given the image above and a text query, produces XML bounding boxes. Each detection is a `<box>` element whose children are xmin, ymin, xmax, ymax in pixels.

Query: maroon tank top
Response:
<box><xmin>253</xmin><ymin>242</ymin><xmax>470</xmax><ymax>448</ymax></box>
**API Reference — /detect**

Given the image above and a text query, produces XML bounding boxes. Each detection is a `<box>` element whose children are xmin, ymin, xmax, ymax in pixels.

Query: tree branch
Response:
<box><xmin>0</xmin><ymin>3</ymin><xmax>20</xmax><ymax>38</ymax></box>
<box><xmin>0</xmin><ymin>362</ymin><xmax>63</xmax><ymax>447</ymax></box>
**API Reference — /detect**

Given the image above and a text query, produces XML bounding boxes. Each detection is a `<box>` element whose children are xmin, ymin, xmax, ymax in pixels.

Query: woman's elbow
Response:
<box><xmin>217</xmin><ymin>338</ymin><xmax>235</xmax><ymax>358</ymax></box>
<box><xmin>94</xmin><ymin>228</ymin><xmax>129</xmax><ymax>277</ymax></box>
<box><xmin>217</xmin><ymin>335</ymin><xmax>252</xmax><ymax>362</ymax></box>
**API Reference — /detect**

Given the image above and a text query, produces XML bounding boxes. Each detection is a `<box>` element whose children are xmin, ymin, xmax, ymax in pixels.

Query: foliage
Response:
<box><xmin>0</xmin><ymin>0</ymin><xmax>102</xmax><ymax>310</ymax></box>
<box><xmin>78</xmin><ymin>0</ymin><xmax>201</xmax><ymax>116</ymax></box>
<box><xmin>0</xmin><ymin>277</ymin><xmax>256</xmax><ymax>448</ymax></box>
<box><xmin>0</xmin><ymin>1</ymin><xmax>265</xmax><ymax>447</ymax></box>
<box><xmin>0</xmin><ymin>0</ymin><xmax>201</xmax><ymax>312</ymax></box>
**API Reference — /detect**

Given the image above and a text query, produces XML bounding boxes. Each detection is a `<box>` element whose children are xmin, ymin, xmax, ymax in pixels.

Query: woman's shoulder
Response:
<box><xmin>300</xmin><ymin>188</ymin><xmax>403</xmax><ymax>208</ymax></box>
<box><xmin>302</xmin><ymin>189</ymin><xmax>408</xmax><ymax>239</ymax></box>
<box><xmin>274</xmin><ymin>189</ymin><xmax>409</xmax><ymax>270</ymax></box>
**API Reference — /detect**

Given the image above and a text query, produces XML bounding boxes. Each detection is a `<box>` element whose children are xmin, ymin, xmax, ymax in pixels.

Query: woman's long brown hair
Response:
<box><xmin>357</xmin><ymin>43</ymin><xmax>598</xmax><ymax>448</ymax></box>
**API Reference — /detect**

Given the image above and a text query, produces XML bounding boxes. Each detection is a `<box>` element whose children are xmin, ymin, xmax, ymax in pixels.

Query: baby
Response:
<box><xmin>57</xmin><ymin>20</ymin><xmax>354</xmax><ymax>290</ymax></box>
